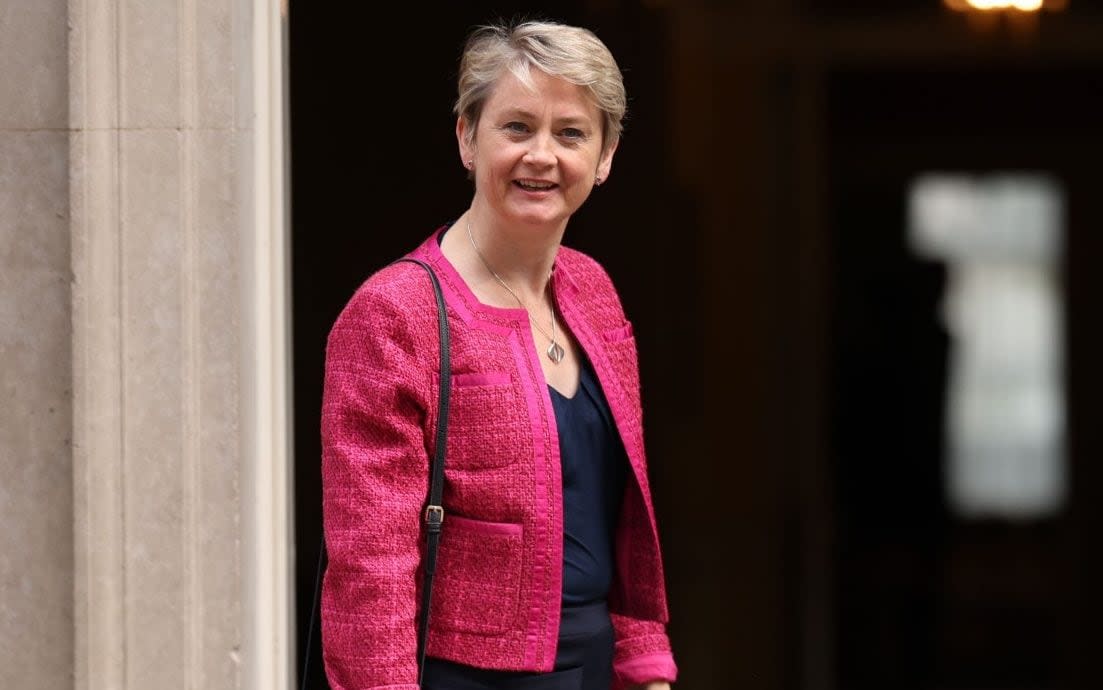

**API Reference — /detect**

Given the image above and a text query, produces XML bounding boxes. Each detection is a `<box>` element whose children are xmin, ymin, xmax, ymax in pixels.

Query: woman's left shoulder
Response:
<box><xmin>556</xmin><ymin>246</ymin><xmax>632</xmax><ymax>329</ymax></box>
<box><xmin>556</xmin><ymin>245</ymin><xmax>618</xmax><ymax>294</ymax></box>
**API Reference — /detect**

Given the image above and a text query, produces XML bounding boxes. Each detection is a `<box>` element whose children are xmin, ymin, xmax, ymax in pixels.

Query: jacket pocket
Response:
<box><xmin>602</xmin><ymin>321</ymin><xmax>634</xmax><ymax>343</ymax></box>
<box><xmin>430</xmin><ymin>514</ymin><xmax>523</xmax><ymax>636</ymax></box>
<box><xmin>445</xmin><ymin>372</ymin><xmax>528</xmax><ymax>469</ymax></box>
<box><xmin>600</xmin><ymin>325</ymin><xmax>641</xmax><ymax>417</ymax></box>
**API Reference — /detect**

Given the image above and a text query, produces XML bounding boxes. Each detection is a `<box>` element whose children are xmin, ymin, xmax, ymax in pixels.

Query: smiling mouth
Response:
<box><xmin>515</xmin><ymin>180</ymin><xmax>557</xmax><ymax>192</ymax></box>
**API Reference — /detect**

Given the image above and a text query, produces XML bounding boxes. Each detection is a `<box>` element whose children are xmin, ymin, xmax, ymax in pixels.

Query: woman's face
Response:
<box><xmin>458</xmin><ymin>69</ymin><xmax>616</xmax><ymax>230</ymax></box>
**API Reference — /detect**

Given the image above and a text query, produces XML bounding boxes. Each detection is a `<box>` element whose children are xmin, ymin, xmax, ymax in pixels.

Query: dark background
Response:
<box><xmin>290</xmin><ymin>2</ymin><xmax>1103</xmax><ymax>688</ymax></box>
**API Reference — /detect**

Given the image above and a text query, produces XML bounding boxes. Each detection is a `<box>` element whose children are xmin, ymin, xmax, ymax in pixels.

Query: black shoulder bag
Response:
<box><xmin>301</xmin><ymin>258</ymin><xmax>451</xmax><ymax>690</ymax></box>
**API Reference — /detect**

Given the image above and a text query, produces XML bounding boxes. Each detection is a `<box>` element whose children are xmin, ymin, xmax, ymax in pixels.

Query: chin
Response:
<box><xmin>506</xmin><ymin>207</ymin><xmax>570</xmax><ymax>228</ymax></box>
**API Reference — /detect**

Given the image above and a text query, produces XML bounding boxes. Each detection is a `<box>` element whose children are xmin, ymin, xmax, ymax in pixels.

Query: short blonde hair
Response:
<box><xmin>454</xmin><ymin>20</ymin><xmax>626</xmax><ymax>154</ymax></box>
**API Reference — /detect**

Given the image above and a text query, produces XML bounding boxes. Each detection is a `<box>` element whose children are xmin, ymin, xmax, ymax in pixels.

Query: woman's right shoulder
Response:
<box><xmin>334</xmin><ymin>260</ymin><xmax>435</xmax><ymax>326</ymax></box>
<box><xmin>325</xmin><ymin>260</ymin><xmax>441</xmax><ymax>377</ymax></box>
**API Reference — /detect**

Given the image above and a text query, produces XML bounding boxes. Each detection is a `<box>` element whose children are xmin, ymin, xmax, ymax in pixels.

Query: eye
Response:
<box><xmin>502</xmin><ymin>121</ymin><xmax>529</xmax><ymax>135</ymax></box>
<box><xmin>560</xmin><ymin>128</ymin><xmax>586</xmax><ymax>141</ymax></box>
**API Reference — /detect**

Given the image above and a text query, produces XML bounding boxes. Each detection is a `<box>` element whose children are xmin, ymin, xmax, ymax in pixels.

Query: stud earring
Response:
<box><xmin>595</xmin><ymin>176</ymin><xmax>604</xmax><ymax>186</ymax></box>
<box><xmin>465</xmin><ymin>159</ymin><xmax>474</xmax><ymax>170</ymax></box>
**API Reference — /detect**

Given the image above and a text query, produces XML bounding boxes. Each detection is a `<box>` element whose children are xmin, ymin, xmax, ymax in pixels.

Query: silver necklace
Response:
<box><xmin>466</xmin><ymin>217</ymin><xmax>566</xmax><ymax>364</ymax></box>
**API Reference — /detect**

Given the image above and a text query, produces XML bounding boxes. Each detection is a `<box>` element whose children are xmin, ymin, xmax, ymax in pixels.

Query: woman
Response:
<box><xmin>321</xmin><ymin>20</ymin><xmax>677</xmax><ymax>690</ymax></box>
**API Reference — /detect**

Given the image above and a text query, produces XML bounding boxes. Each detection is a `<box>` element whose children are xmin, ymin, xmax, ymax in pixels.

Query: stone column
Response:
<box><xmin>68</xmin><ymin>0</ymin><xmax>291</xmax><ymax>688</ymax></box>
<box><xmin>0</xmin><ymin>2</ymin><xmax>74</xmax><ymax>689</ymax></box>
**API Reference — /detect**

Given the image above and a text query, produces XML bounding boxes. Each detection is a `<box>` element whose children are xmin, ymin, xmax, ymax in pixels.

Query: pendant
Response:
<box><xmin>546</xmin><ymin>341</ymin><xmax>566</xmax><ymax>364</ymax></box>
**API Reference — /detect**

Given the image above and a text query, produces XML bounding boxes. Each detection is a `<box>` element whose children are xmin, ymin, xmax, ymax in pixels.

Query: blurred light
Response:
<box><xmin>944</xmin><ymin>0</ymin><xmax>1067</xmax><ymax>11</ymax></box>
<box><xmin>910</xmin><ymin>174</ymin><xmax>1066</xmax><ymax>520</ymax></box>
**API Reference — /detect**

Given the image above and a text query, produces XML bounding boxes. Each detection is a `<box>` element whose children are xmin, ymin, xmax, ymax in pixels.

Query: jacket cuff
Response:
<box><xmin>326</xmin><ymin>683</ymin><xmax>419</xmax><ymax>690</ymax></box>
<box><xmin>612</xmin><ymin>650</ymin><xmax>678</xmax><ymax>690</ymax></box>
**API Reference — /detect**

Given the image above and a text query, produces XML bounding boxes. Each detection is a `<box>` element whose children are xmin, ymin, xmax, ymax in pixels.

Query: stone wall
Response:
<box><xmin>0</xmin><ymin>1</ymin><xmax>74</xmax><ymax>688</ymax></box>
<box><xmin>69</xmin><ymin>0</ymin><xmax>247</xmax><ymax>687</ymax></box>
<box><xmin>1</xmin><ymin>1</ymin><xmax>289</xmax><ymax>688</ymax></box>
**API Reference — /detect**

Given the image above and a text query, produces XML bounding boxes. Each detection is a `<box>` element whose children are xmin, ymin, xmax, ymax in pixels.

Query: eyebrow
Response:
<box><xmin>498</xmin><ymin>108</ymin><xmax>593</xmax><ymax>127</ymax></box>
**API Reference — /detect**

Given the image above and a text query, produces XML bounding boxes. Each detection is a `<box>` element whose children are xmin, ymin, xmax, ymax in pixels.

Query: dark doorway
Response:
<box><xmin>289</xmin><ymin>4</ymin><xmax>1103</xmax><ymax>690</ymax></box>
<box><xmin>827</xmin><ymin>65</ymin><xmax>1103</xmax><ymax>690</ymax></box>
<box><xmin>288</xmin><ymin>4</ymin><xmax>677</xmax><ymax>688</ymax></box>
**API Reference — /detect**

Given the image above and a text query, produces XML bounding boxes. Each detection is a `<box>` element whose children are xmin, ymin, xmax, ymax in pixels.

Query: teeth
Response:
<box><xmin>518</xmin><ymin>180</ymin><xmax>553</xmax><ymax>190</ymax></box>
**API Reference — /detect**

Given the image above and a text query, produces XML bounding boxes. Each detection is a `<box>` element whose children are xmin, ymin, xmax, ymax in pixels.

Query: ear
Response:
<box><xmin>596</xmin><ymin>137</ymin><xmax>619</xmax><ymax>185</ymax></box>
<box><xmin>456</xmin><ymin>116</ymin><xmax>476</xmax><ymax>168</ymax></box>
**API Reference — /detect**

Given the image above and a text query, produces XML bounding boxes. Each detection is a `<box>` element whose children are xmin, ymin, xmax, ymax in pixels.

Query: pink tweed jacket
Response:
<box><xmin>321</xmin><ymin>229</ymin><xmax>677</xmax><ymax>690</ymax></box>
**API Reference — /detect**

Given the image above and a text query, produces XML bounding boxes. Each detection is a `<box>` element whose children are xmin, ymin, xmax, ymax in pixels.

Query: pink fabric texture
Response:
<box><xmin>321</xmin><ymin>229</ymin><xmax>677</xmax><ymax>689</ymax></box>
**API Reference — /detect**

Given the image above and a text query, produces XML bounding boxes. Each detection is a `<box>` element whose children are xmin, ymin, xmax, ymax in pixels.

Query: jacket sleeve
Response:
<box><xmin>320</xmin><ymin>282</ymin><xmax>433</xmax><ymax>690</ymax></box>
<box><xmin>576</xmin><ymin>256</ymin><xmax>678</xmax><ymax>689</ymax></box>
<box><xmin>610</xmin><ymin>614</ymin><xmax>678</xmax><ymax>690</ymax></box>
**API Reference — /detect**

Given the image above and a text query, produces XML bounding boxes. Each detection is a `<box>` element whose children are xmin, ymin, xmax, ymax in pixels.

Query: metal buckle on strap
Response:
<box><xmin>424</xmin><ymin>505</ymin><xmax>444</xmax><ymax>526</ymax></box>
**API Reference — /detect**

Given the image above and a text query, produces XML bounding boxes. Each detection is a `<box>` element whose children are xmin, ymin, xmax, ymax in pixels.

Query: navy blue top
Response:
<box><xmin>549</xmin><ymin>358</ymin><xmax>630</xmax><ymax>606</ymax></box>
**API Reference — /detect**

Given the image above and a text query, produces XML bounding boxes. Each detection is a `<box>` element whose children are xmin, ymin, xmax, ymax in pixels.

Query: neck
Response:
<box><xmin>460</xmin><ymin>206</ymin><xmax>564</xmax><ymax>301</ymax></box>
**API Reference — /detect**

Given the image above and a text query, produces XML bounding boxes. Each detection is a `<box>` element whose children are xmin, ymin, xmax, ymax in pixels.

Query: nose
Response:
<box><xmin>523</xmin><ymin>133</ymin><xmax>556</xmax><ymax>167</ymax></box>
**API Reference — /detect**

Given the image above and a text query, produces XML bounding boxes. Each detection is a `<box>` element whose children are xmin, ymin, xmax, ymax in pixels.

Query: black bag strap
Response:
<box><xmin>301</xmin><ymin>257</ymin><xmax>451</xmax><ymax>690</ymax></box>
<box><xmin>402</xmin><ymin>257</ymin><xmax>452</xmax><ymax>682</ymax></box>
